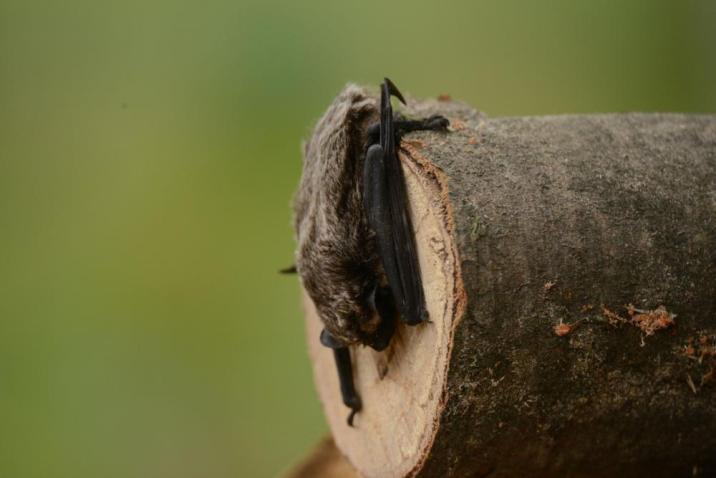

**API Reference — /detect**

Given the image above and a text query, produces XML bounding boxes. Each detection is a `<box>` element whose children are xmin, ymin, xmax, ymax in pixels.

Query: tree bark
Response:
<box><xmin>303</xmin><ymin>99</ymin><xmax>716</xmax><ymax>478</ymax></box>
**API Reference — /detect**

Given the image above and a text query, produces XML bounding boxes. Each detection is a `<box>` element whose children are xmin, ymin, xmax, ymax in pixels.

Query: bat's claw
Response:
<box><xmin>347</xmin><ymin>410</ymin><xmax>357</xmax><ymax>427</ymax></box>
<box><xmin>346</xmin><ymin>396</ymin><xmax>362</xmax><ymax>427</ymax></box>
<box><xmin>426</xmin><ymin>114</ymin><xmax>450</xmax><ymax>130</ymax></box>
<box><xmin>383</xmin><ymin>77</ymin><xmax>406</xmax><ymax>105</ymax></box>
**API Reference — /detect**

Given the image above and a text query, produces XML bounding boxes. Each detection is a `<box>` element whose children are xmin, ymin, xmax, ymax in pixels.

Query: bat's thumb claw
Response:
<box><xmin>383</xmin><ymin>77</ymin><xmax>406</xmax><ymax>105</ymax></box>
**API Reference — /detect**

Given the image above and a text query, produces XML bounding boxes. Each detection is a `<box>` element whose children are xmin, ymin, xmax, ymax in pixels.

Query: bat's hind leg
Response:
<box><xmin>366</xmin><ymin>115</ymin><xmax>449</xmax><ymax>147</ymax></box>
<box><xmin>320</xmin><ymin>329</ymin><xmax>362</xmax><ymax>426</ymax></box>
<box><xmin>396</xmin><ymin>114</ymin><xmax>450</xmax><ymax>135</ymax></box>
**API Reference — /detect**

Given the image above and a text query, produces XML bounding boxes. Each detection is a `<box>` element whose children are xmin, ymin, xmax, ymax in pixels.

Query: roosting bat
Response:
<box><xmin>288</xmin><ymin>79</ymin><xmax>449</xmax><ymax>425</ymax></box>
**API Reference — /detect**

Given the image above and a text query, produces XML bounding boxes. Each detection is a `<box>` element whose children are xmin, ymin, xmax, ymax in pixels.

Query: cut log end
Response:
<box><xmin>304</xmin><ymin>144</ymin><xmax>465</xmax><ymax>478</ymax></box>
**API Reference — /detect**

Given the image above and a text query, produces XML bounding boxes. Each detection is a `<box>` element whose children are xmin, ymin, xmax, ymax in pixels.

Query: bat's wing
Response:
<box><xmin>363</xmin><ymin>79</ymin><xmax>428</xmax><ymax>326</ymax></box>
<box><xmin>279</xmin><ymin>264</ymin><xmax>297</xmax><ymax>274</ymax></box>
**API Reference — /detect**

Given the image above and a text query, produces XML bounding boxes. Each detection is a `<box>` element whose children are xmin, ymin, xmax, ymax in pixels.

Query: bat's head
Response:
<box><xmin>300</xmin><ymin>248</ymin><xmax>384</xmax><ymax>346</ymax></box>
<box><xmin>293</xmin><ymin>84</ymin><xmax>385</xmax><ymax>346</ymax></box>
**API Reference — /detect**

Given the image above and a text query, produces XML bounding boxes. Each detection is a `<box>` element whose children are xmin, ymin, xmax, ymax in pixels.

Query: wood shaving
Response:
<box><xmin>602</xmin><ymin>306</ymin><xmax>628</xmax><ymax>326</ymax></box>
<box><xmin>403</xmin><ymin>138</ymin><xmax>427</xmax><ymax>149</ymax></box>
<box><xmin>553</xmin><ymin>318</ymin><xmax>583</xmax><ymax>337</ymax></box>
<box><xmin>554</xmin><ymin>323</ymin><xmax>573</xmax><ymax>336</ymax></box>
<box><xmin>628</xmin><ymin>305</ymin><xmax>676</xmax><ymax>336</ymax></box>
<box><xmin>450</xmin><ymin>119</ymin><xmax>467</xmax><ymax>131</ymax></box>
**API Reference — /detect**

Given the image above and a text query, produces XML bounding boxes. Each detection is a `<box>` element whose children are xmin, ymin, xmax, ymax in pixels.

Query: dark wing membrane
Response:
<box><xmin>382</xmin><ymin>128</ymin><xmax>428</xmax><ymax>325</ymax></box>
<box><xmin>362</xmin><ymin>80</ymin><xmax>428</xmax><ymax>325</ymax></box>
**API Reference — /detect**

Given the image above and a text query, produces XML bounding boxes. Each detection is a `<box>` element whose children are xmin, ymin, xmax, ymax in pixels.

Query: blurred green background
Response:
<box><xmin>0</xmin><ymin>1</ymin><xmax>714</xmax><ymax>477</ymax></box>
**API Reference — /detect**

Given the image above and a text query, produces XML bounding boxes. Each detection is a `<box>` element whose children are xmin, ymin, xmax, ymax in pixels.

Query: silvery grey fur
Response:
<box><xmin>292</xmin><ymin>85</ymin><xmax>384</xmax><ymax>345</ymax></box>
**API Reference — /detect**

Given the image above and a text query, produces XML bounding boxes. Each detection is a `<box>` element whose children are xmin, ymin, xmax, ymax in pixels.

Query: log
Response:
<box><xmin>285</xmin><ymin>436</ymin><xmax>359</xmax><ymax>478</ymax></box>
<box><xmin>302</xmin><ymin>96</ymin><xmax>716</xmax><ymax>477</ymax></box>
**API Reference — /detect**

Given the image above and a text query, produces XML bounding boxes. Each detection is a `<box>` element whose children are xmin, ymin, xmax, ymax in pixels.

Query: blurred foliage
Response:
<box><xmin>0</xmin><ymin>0</ymin><xmax>714</xmax><ymax>477</ymax></box>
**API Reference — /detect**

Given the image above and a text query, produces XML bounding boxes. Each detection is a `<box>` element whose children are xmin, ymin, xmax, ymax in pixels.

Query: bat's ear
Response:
<box><xmin>383</xmin><ymin>77</ymin><xmax>406</xmax><ymax>105</ymax></box>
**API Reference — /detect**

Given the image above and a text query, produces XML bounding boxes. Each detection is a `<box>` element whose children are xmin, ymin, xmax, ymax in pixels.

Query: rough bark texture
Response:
<box><xmin>413</xmin><ymin>105</ymin><xmax>716</xmax><ymax>478</ymax></box>
<box><xmin>305</xmin><ymin>98</ymin><xmax>716</xmax><ymax>478</ymax></box>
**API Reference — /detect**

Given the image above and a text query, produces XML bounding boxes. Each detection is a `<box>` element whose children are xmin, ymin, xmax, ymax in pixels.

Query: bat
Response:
<box><xmin>289</xmin><ymin>78</ymin><xmax>449</xmax><ymax>426</ymax></box>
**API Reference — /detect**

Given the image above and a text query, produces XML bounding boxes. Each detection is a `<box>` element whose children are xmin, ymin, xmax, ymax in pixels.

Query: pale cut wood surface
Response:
<box><xmin>304</xmin><ymin>144</ymin><xmax>465</xmax><ymax>478</ymax></box>
<box><xmin>284</xmin><ymin>436</ymin><xmax>359</xmax><ymax>478</ymax></box>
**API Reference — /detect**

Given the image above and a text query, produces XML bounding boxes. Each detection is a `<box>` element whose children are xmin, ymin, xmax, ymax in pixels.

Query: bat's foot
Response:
<box><xmin>347</xmin><ymin>410</ymin><xmax>358</xmax><ymax>427</ymax></box>
<box><xmin>396</xmin><ymin>114</ymin><xmax>450</xmax><ymax>136</ymax></box>
<box><xmin>421</xmin><ymin>114</ymin><xmax>450</xmax><ymax>131</ymax></box>
<box><xmin>320</xmin><ymin>329</ymin><xmax>363</xmax><ymax>427</ymax></box>
<box><xmin>346</xmin><ymin>394</ymin><xmax>362</xmax><ymax>427</ymax></box>
<box><xmin>366</xmin><ymin>114</ymin><xmax>450</xmax><ymax>146</ymax></box>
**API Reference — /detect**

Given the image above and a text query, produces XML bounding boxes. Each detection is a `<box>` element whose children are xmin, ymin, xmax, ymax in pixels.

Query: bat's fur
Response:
<box><xmin>293</xmin><ymin>85</ymin><xmax>384</xmax><ymax>345</ymax></box>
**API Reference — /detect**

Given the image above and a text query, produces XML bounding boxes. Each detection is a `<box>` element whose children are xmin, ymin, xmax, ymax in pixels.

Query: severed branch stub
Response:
<box><xmin>301</xmin><ymin>94</ymin><xmax>716</xmax><ymax>478</ymax></box>
<box><xmin>285</xmin><ymin>436</ymin><xmax>360</xmax><ymax>478</ymax></box>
